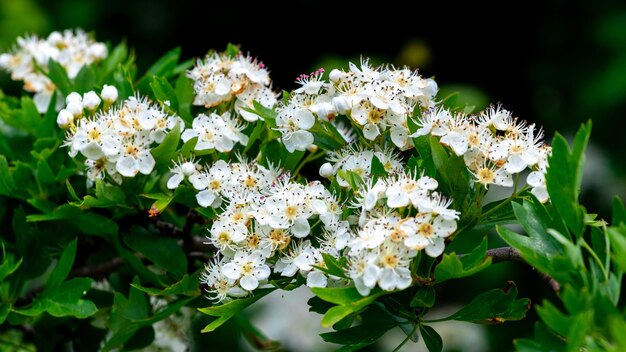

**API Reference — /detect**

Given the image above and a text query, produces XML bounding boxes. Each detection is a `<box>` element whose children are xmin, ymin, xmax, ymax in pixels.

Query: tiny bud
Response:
<box><xmin>181</xmin><ymin>162</ymin><xmax>196</xmax><ymax>176</ymax></box>
<box><xmin>65</xmin><ymin>92</ymin><xmax>82</xmax><ymax>106</ymax></box>
<box><xmin>82</xmin><ymin>91</ymin><xmax>101</xmax><ymax>111</ymax></box>
<box><xmin>56</xmin><ymin>109</ymin><xmax>74</xmax><ymax>128</ymax></box>
<box><xmin>88</xmin><ymin>43</ymin><xmax>108</xmax><ymax>60</ymax></box>
<box><xmin>66</xmin><ymin>101</ymin><xmax>83</xmax><ymax>117</ymax></box>
<box><xmin>100</xmin><ymin>85</ymin><xmax>118</xmax><ymax>103</ymax></box>
<box><xmin>306</xmin><ymin>144</ymin><xmax>318</xmax><ymax>153</ymax></box>
<box><xmin>319</xmin><ymin>162</ymin><xmax>334</xmax><ymax>178</ymax></box>
<box><xmin>332</xmin><ymin>96</ymin><xmax>351</xmax><ymax>114</ymax></box>
<box><xmin>329</xmin><ymin>69</ymin><xmax>344</xmax><ymax>83</ymax></box>
<box><xmin>47</xmin><ymin>31</ymin><xmax>63</xmax><ymax>44</ymax></box>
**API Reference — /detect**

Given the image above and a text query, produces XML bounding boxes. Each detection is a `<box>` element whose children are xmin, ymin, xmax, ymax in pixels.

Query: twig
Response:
<box><xmin>468</xmin><ymin>246</ymin><xmax>561</xmax><ymax>292</ymax></box>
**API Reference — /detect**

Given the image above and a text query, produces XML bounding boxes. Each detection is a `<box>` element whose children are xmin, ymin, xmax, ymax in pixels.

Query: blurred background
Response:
<box><xmin>1</xmin><ymin>0</ymin><xmax>626</xmax><ymax>350</ymax></box>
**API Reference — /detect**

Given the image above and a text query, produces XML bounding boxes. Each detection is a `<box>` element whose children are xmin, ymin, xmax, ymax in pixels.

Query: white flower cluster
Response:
<box><xmin>319</xmin><ymin>145</ymin><xmax>404</xmax><ymax>186</ymax></box>
<box><xmin>412</xmin><ymin>106</ymin><xmax>551</xmax><ymax>202</ymax></box>
<box><xmin>185</xmin><ymin>157</ymin><xmax>347</xmax><ymax>302</ymax></box>
<box><xmin>0</xmin><ymin>29</ymin><xmax>108</xmax><ymax>112</ymax></box>
<box><xmin>275</xmin><ymin>60</ymin><xmax>438</xmax><ymax>152</ymax></box>
<box><xmin>64</xmin><ymin>95</ymin><xmax>183</xmax><ymax>182</ymax></box>
<box><xmin>346</xmin><ymin>170</ymin><xmax>459</xmax><ymax>296</ymax></box>
<box><xmin>187</xmin><ymin>52</ymin><xmax>277</xmax><ymax>122</ymax></box>
<box><xmin>181</xmin><ymin>112</ymin><xmax>248</xmax><ymax>152</ymax></box>
<box><xmin>56</xmin><ymin>85</ymin><xmax>118</xmax><ymax>128</ymax></box>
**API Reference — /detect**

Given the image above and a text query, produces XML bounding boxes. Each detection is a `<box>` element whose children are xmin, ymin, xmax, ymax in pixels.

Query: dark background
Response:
<box><xmin>2</xmin><ymin>0</ymin><xmax>626</xmax><ymax>350</ymax></box>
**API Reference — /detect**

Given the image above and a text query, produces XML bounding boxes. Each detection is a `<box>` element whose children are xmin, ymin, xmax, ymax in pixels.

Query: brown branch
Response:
<box><xmin>478</xmin><ymin>246</ymin><xmax>560</xmax><ymax>292</ymax></box>
<box><xmin>69</xmin><ymin>257</ymin><xmax>124</xmax><ymax>279</ymax></box>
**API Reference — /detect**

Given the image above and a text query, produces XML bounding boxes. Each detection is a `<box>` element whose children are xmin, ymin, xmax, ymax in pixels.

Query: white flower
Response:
<box><xmin>189</xmin><ymin>160</ymin><xmax>231</xmax><ymax>207</ymax></box>
<box><xmin>101</xmin><ymin>85</ymin><xmax>118</xmax><ymax>103</ymax></box>
<box><xmin>222</xmin><ymin>250</ymin><xmax>271</xmax><ymax>291</ymax></box>
<box><xmin>385</xmin><ymin>173</ymin><xmax>438</xmax><ymax>209</ymax></box>
<box><xmin>166</xmin><ymin>159</ymin><xmax>199</xmax><ymax>189</ymax></box>
<box><xmin>56</xmin><ymin>109</ymin><xmax>74</xmax><ymax>128</ymax></box>
<box><xmin>376</xmin><ymin>241</ymin><xmax>414</xmax><ymax>291</ymax></box>
<box><xmin>527</xmin><ymin>171</ymin><xmax>549</xmax><ymax>203</ymax></box>
<box><xmin>264</xmin><ymin>185</ymin><xmax>312</xmax><ymax>237</ymax></box>
<box><xmin>275</xmin><ymin>105</ymin><xmax>315</xmax><ymax>153</ymax></box>
<box><xmin>319</xmin><ymin>162</ymin><xmax>334</xmax><ymax>178</ymax></box>
<box><xmin>115</xmin><ymin>135</ymin><xmax>155</xmax><ymax>177</ymax></box>
<box><xmin>209</xmin><ymin>220</ymin><xmax>248</xmax><ymax>253</ymax></box>
<box><xmin>347</xmin><ymin>250</ymin><xmax>381</xmax><ymax>296</ymax></box>
<box><xmin>182</xmin><ymin>113</ymin><xmax>235</xmax><ymax>152</ymax></box>
<box><xmin>82</xmin><ymin>91</ymin><xmax>101</xmax><ymax>111</ymax></box>
<box><xmin>404</xmin><ymin>213</ymin><xmax>457</xmax><ymax>257</ymax></box>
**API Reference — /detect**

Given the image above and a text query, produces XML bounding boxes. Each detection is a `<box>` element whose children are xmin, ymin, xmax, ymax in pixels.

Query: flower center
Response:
<box><xmin>418</xmin><ymin>222</ymin><xmax>433</xmax><ymax>237</ymax></box>
<box><xmin>247</xmin><ymin>234</ymin><xmax>260</xmax><ymax>249</ymax></box>
<box><xmin>88</xmin><ymin>128</ymin><xmax>101</xmax><ymax>142</ymax></box>
<box><xmin>477</xmin><ymin>168</ymin><xmax>495</xmax><ymax>184</ymax></box>
<box><xmin>269</xmin><ymin>229</ymin><xmax>290</xmax><ymax>249</ymax></box>
<box><xmin>382</xmin><ymin>254</ymin><xmax>398</xmax><ymax>268</ymax></box>
<box><xmin>389</xmin><ymin>229</ymin><xmax>407</xmax><ymax>242</ymax></box>
<box><xmin>125</xmin><ymin>145</ymin><xmax>139</xmax><ymax>156</ymax></box>
<box><xmin>217</xmin><ymin>231</ymin><xmax>230</xmax><ymax>244</ymax></box>
<box><xmin>285</xmin><ymin>205</ymin><xmax>298</xmax><ymax>220</ymax></box>
<box><xmin>209</xmin><ymin>179</ymin><xmax>221</xmax><ymax>190</ymax></box>
<box><xmin>244</xmin><ymin>175</ymin><xmax>257</xmax><ymax>188</ymax></box>
<box><xmin>241</xmin><ymin>262</ymin><xmax>254</xmax><ymax>275</ymax></box>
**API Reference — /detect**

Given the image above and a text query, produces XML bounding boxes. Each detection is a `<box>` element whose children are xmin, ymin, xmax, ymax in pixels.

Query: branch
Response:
<box><xmin>482</xmin><ymin>246</ymin><xmax>560</xmax><ymax>292</ymax></box>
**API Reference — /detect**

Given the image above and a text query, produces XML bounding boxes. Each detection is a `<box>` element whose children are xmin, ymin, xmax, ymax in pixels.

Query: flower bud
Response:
<box><xmin>100</xmin><ymin>85</ymin><xmax>118</xmax><ymax>103</ymax></box>
<box><xmin>181</xmin><ymin>161</ymin><xmax>197</xmax><ymax>176</ymax></box>
<box><xmin>332</xmin><ymin>96</ymin><xmax>351</xmax><ymax>115</ymax></box>
<box><xmin>329</xmin><ymin>69</ymin><xmax>344</xmax><ymax>83</ymax></box>
<box><xmin>88</xmin><ymin>43</ymin><xmax>108</xmax><ymax>60</ymax></box>
<box><xmin>65</xmin><ymin>92</ymin><xmax>82</xmax><ymax>106</ymax></box>
<box><xmin>66</xmin><ymin>101</ymin><xmax>83</xmax><ymax>117</ymax></box>
<box><xmin>82</xmin><ymin>91</ymin><xmax>101</xmax><ymax>111</ymax></box>
<box><xmin>56</xmin><ymin>109</ymin><xmax>74</xmax><ymax>128</ymax></box>
<box><xmin>47</xmin><ymin>31</ymin><xmax>63</xmax><ymax>45</ymax></box>
<box><xmin>319</xmin><ymin>162</ymin><xmax>334</xmax><ymax>178</ymax></box>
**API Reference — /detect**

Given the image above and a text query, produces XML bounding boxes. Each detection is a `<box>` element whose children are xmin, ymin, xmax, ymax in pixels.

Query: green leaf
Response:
<box><xmin>113</xmin><ymin>66</ymin><xmax>135</xmax><ymax>100</ymax></box>
<box><xmin>0</xmin><ymin>155</ymin><xmax>17</xmax><ymax>196</ymax></box>
<box><xmin>608</xmin><ymin>225</ymin><xmax>626</xmax><ymax>272</ymax></box>
<box><xmin>151</xmin><ymin>123</ymin><xmax>181</xmax><ymax>167</ymax></box>
<box><xmin>42</xmin><ymin>278</ymin><xmax>97</xmax><ymax>318</ymax></box>
<box><xmin>370</xmin><ymin>155</ymin><xmax>387</xmax><ymax>180</ymax></box>
<box><xmin>310</xmin><ymin>120</ymin><xmax>346</xmax><ymax>150</ymax></box>
<box><xmin>16</xmin><ymin>278</ymin><xmax>97</xmax><ymax>319</ymax></box>
<box><xmin>410</xmin><ymin>287</ymin><xmax>435</xmax><ymax>308</ymax></box>
<box><xmin>132</xmin><ymin>271</ymin><xmax>201</xmax><ymax>297</ymax></box>
<box><xmin>174</xmin><ymin>73</ymin><xmax>194</xmax><ymax>123</ymax></box>
<box><xmin>0</xmin><ymin>248</ymin><xmax>22</xmax><ymax>282</ymax></box>
<box><xmin>150</xmin><ymin>76</ymin><xmax>179</xmax><ymax>112</ymax></box>
<box><xmin>321</xmin><ymin>321</ymin><xmax>397</xmax><ymax>345</ymax></box>
<box><xmin>137</xmin><ymin>47</ymin><xmax>181</xmax><ymax>90</ymax></box>
<box><xmin>252</xmin><ymin>101</ymin><xmax>277</xmax><ymax>125</ymax></box>
<box><xmin>434</xmin><ymin>237</ymin><xmax>491</xmax><ymax>283</ymax></box>
<box><xmin>429</xmin><ymin>136</ymin><xmax>469</xmax><ymax>202</ymax></box>
<box><xmin>337</xmin><ymin>170</ymin><xmax>363</xmax><ymax>192</ymax></box>
<box><xmin>142</xmin><ymin>193</ymin><xmax>175</xmax><ymax>215</ymax></box>
<box><xmin>244</xmin><ymin>120</ymin><xmax>265</xmax><ymax>153</ymax></box>
<box><xmin>535</xmin><ymin>300</ymin><xmax>570</xmax><ymax>337</ymax></box>
<box><xmin>45</xmin><ymin>239</ymin><xmax>77</xmax><ymax>289</ymax></box>
<box><xmin>612</xmin><ymin>196</ymin><xmax>626</xmax><ymax>226</ymax></box>
<box><xmin>124</xmin><ymin>226</ymin><xmax>187</xmax><ymax>278</ymax></box>
<box><xmin>73</xmin><ymin>65</ymin><xmax>96</xmax><ymax>93</ymax></box>
<box><xmin>311</xmin><ymin>287</ymin><xmax>387</xmax><ymax>327</ymax></box>
<box><xmin>27</xmin><ymin>204</ymin><xmax>119</xmax><ymax>237</ymax></box>
<box><xmin>37</xmin><ymin>90</ymin><xmax>59</xmax><ymax>137</ymax></box>
<box><xmin>420</xmin><ymin>325</ymin><xmax>443</xmax><ymax>352</ymax></box>
<box><xmin>71</xmin><ymin>179</ymin><xmax>127</xmax><ymax>209</ymax></box>
<box><xmin>545</xmin><ymin>122</ymin><xmax>591</xmax><ymax>237</ymax></box>
<box><xmin>46</xmin><ymin>59</ymin><xmax>72</xmax><ymax>95</ymax></box>
<box><xmin>199</xmin><ymin>288</ymin><xmax>274</xmax><ymax>332</ymax></box>
<box><xmin>101</xmin><ymin>42</ymin><xmax>129</xmax><ymax>77</ymax></box>
<box><xmin>444</xmin><ymin>281</ymin><xmax>530</xmax><ymax>323</ymax></box>
<box><xmin>315</xmin><ymin>253</ymin><xmax>348</xmax><ymax>279</ymax></box>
